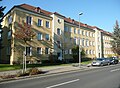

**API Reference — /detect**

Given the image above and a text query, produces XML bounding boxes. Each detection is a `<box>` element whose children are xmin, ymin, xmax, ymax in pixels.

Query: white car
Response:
<box><xmin>92</xmin><ymin>58</ymin><xmax>110</xmax><ymax>66</ymax></box>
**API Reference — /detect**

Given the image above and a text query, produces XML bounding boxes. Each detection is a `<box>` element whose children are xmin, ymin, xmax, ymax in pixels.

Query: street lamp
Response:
<box><xmin>79</xmin><ymin>12</ymin><xmax>83</xmax><ymax>67</ymax></box>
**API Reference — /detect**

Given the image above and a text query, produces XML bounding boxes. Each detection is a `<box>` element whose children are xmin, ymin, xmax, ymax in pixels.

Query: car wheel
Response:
<box><xmin>100</xmin><ymin>63</ymin><xmax>103</xmax><ymax>66</ymax></box>
<box><xmin>108</xmin><ymin>62</ymin><xmax>110</xmax><ymax>65</ymax></box>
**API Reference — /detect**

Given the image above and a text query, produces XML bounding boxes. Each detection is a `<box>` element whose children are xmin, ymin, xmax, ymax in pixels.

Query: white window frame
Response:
<box><xmin>37</xmin><ymin>47</ymin><xmax>42</xmax><ymax>54</ymax></box>
<box><xmin>57</xmin><ymin>28</ymin><xmax>61</xmax><ymax>35</ymax></box>
<box><xmin>8</xmin><ymin>30</ymin><xmax>12</xmax><ymax>39</ymax></box>
<box><xmin>26</xmin><ymin>47</ymin><xmax>32</xmax><ymax>56</ymax></box>
<box><xmin>45</xmin><ymin>34</ymin><xmax>50</xmax><ymax>41</ymax></box>
<box><xmin>46</xmin><ymin>21</ymin><xmax>50</xmax><ymax>28</ymax></box>
<box><xmin>45</xmin><ymin>48</ymin><xmax>49</xmax><ymax>54</ymax></box>
<box><xmin>6</xmin><ymin>46</ymin><xmax>11</xmax><ymax>55</ymax></box>
<box><xmin>38</xmin><ymin>19</ymin><xmax>43</xmax><ymax>26</ymax></box>
<box><xmin>26</xmin><ymin>16</ymin><xmax>32</xmax><ymax>25</ymax></box>
<box><xmin>37</xmin><ymin>33</ymin><xmax>42</xmax><ymax>40</ymax></box>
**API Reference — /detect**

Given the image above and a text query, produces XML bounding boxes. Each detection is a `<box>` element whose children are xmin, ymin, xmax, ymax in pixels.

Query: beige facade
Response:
<box><xmin>102</xmin><ymin>33</ymin><xmax>114</xmax><ymax>57</ymax></box>
<box><xmin>1</xmin><ymin>4</ymin><xmax>114</xmax><ymax>64</ymax></box>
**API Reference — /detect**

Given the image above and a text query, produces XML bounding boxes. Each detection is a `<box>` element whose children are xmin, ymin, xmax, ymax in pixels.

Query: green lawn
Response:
<box><xmin>0</xmin><ymin>64</ymin><xmax>22</xmax><ymax>71</ymax></box>
<box><xmin>0</xmin><ymin>60</ymin><xmax>92</xmax><ymax>71</ymax></box>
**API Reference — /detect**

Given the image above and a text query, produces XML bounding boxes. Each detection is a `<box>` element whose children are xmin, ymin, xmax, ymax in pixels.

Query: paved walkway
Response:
<box><xmin>0</xmin><ymin>64</ymin><xmax>96</xmax><ymax>77</ymax></box>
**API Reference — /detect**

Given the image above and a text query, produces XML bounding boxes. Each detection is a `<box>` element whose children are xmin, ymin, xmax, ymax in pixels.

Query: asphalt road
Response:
<box><xmin>0</xmin><ymin>64</ymin><xmax>120</xmax><ymax>88</ymax></box>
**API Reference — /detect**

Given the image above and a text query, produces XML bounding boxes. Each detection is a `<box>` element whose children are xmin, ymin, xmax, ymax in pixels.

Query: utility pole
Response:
<box><xmin>78</xmin><ymin>13</ymin><xmax>83</xmax><ymax>67</ymax></box>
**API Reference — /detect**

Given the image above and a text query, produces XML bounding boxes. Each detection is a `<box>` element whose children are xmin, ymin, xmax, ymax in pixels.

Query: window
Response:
<box><xmin>78</xmin><ymin>29</ymin><xmax>80</xmax><ymax>34</ymax></box>
<box><xmin>57</xmin><ymin>52</ymin><xmax>61</xmax><ymax>57</ymax></box>
<box><xmin>26</xmin><ymin>47</ymin><xmax>32</xmax><ymax>56</ymax></box>
<box><xmin>7</xmin><ymin>46</ymin><xmax>11</xmax><ymax>55</ymax></box>
<box><xmin>64</xmin><ymin>26</ymin><xmax>68</xmax><ymax>32</ymax></box>
<box><xmin>37</xmin><ymin>47</ymin><xmax>42</xmax><ymax>54</ymax></box>
<box><xmin>86</xmin><ymin>31</ymin><xmax>89</xmax><ymax>36</ymax></box>
<box><xmin>89</xmin><ymin>50</ymin><xmax>92</xmax><ymax>54</ymax></box>
<box><xmin>82</xmin><ymin>30</ymin><xmax>84</xmax><ymax>35</ymax></box>
<box><xmin>78</xmin><ymin>38</ymin><xmax>80</xmax><ymax>45</ymax></box>
<box><xmin>0</xmin><ymin>33</ymin><xmax>1</xmax><ymax>40</ymax></box>
<box><xmin>92</xmin><ymin>41</ymin><xmax>95</xmax><ymax>46</ymax></box>
<box><xmin>45</xmin><ymin>34</ymin><xmax>50</xmax><ymax>41</ymax></box>
<box><xmin>46</xmin><ymin>21</ymin><xmax>50</xmax><ymax>28</ymax></box>
<box><xmin>8</xmin><ymin>31</ymin><xmax>12</xmax><ymax>39</ymax></box>
<box><xmin>69</xmin><ymin>27</ymin><xmax>72</xmax><ymax>32</ymax></box>
<box><xmin>86</xmin><ymin>39</ymin><xmax>88</xmax><ymax>47</ymax></box>
<box><xmin>93</xmin><ymin>33</ymin><xmax>95</xmax><ymax>37</ymax></box>
<box><xmin>74</xmin><ymin>37</ymin><xmax>77</xmax><ymax>45</ymax></box>
<box><xmin>86</xmin><ymin>50</ymin><xmax>88</xmax><ymax>54</ymax></box>
<box><xmin>0</xmin><ymin>32</ymin><xmax>1</xmax><ymax>40</ymax></box>
<box><xmin>8</xmin><ymin>16</ymin><xmax>12</xmax><ymax>24</ymax></box>
<box><xmin>26</xmin><ymin>16</ymin><xmax>32</xmax><ymax>25</ymax></box>
<box><xmin>69</xmin><ymin>49</ymin><xmax>72</xmax><ymax>54</ymax></box>
<box><xmin>57</xmin><ymin>41</ymin><xmax>61</xmax><ymax>48</ymax></box>
<box><xmin>38</xmin><ymin>19</ymin><xmax>43</xmax><ymax>26</ymax></box>
<box><xmin>57</xmin><ymin>28</ymin><xmax>61</xmax><ymax>35</ymax></box>
<box><xmin>0</xmin><ymin>29</ymin><xmax>2</xmax><ymax>40</ymax></box>
<box><xmin>82</xmin><ymin>38</ymin><xmax>84</xmax><ymax>46</ymax></box>
<box><xmin>37</xmin><ymin>33</ymin><xmax>42</xmax><ymax>40</ymax></box>
<box><xmin>65</xmin><ymin>50</ymin><xmax>68</xmax><ymax>54</ymax></box>
<box><xmin>74</xmin><ymin>28</ymin><xmax>76</xmax><ymax>34</ymax></box>
<box><xmin>45</xmin><ymin>48</ymin><xmax>49</xmax><ymax>54</ymax></box>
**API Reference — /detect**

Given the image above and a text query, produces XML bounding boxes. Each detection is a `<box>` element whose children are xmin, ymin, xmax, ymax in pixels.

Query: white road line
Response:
<box><xmin>46</xmin><ymin>79</ymin><xmax>79</xmax><ymax>88</ymax></box>
<box><xmin>110</xmin><ymin>69</ymin><xmax>120</xmax><ymax>72</ymax></box>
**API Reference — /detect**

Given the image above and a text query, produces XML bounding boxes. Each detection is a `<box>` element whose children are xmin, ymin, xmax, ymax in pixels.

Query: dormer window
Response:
<box><xmin>35</xmin><ymin>7</ymin><xmax>41</xmax><ymax>13</ymax></box>
<box><xmin>72</xmin><ymin>19</ymin><xmax>74</xmax><ymax>24</ymax></box>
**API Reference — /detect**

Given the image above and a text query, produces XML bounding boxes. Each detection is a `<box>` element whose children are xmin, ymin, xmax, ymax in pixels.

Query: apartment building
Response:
<box><xmin>1</xmin><ymin>4</ymin><xmax>114</xmax><ymax>64</ymax></box>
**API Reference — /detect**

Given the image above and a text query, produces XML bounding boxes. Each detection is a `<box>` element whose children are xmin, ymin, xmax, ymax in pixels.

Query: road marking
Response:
<box><xmin>46</xmin><ymin>79</ymin><xmax>79</xmax><ymax>88</ymax></box>
<box><xmin>110</xmin><ymin>68</ymin><xmax>120</xmax><ymax>72</ymax></box>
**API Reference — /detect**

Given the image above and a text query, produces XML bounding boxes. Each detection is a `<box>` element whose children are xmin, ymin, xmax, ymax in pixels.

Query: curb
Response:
<box><xmin>0</xmin><ymin>66</ymin><xmax>94</xmax><ymax>83</ymax></box>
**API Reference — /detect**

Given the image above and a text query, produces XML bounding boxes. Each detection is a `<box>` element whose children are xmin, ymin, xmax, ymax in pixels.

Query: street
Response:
<box><xmin>0</xmin><ymin>64</ymin><xmax>120</xmax><ymax>88</ymax></box>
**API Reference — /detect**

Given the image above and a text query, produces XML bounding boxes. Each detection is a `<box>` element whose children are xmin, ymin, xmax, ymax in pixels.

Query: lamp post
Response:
<box><xmin>79</xmin><ymin>12</ymin><xmax>83</xmax><ymax>67</ymax></box>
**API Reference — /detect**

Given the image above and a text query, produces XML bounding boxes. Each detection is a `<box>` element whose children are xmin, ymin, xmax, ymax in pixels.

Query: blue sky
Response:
<box><xmin>1</xmin><ymin>0</ymin><xmax>120</xmax><ymax>32</ymax></box>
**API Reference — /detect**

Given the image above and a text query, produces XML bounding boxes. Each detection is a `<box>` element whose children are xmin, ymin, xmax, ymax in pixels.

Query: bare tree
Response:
<box><xmin>14</xmin><ymin>22</ymin><xmax>35</xmax><ymax>72</ymax></box>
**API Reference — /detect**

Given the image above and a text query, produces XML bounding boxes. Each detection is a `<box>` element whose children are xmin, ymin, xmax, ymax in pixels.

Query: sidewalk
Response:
<box><xmin>0</xmin><ymin>64</ymin><xmax>94</xmax><ymax>76</ymax></box>
<box><xmin>0</xmin><ymin>64</ymin><xmax>96</xmax><ymax>81</ymax></box>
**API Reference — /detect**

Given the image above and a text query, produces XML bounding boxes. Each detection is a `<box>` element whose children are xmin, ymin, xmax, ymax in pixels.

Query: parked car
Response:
<box><xmin>107</xmin><ymin>57</ymin><xmax>119</xmax><ymax>64</ymax></box>
<box><xmin>92</xmin><ymin>58</ymin><xmax>110</xmax><ymax>66</ymax></box>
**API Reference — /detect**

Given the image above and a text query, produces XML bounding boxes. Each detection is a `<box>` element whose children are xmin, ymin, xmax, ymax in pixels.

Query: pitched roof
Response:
<box><xmin>64</xmin><ymin>17</ymin><xmax>94</xmax><ymax>30</ymax></box>
<box><xmin>17</xmin><ymin>4</ymin><xmax>52</xmax><ymax>17</ymax></box>
<box><xmin>4</xmin><ymin>3</ymin><xmax>112</xmax><ymax>35</ymax></box>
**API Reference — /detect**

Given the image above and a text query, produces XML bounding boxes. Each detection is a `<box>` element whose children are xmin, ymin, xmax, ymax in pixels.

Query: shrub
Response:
<box><xmin>29</xmin><ymin>68</ymin><xmax>40</xmax><ymax>75</ymax></box>
<box><xmin>16</xmin><ymin>71</ymin><xmax>29</xmax><ymax>77</ymax></box>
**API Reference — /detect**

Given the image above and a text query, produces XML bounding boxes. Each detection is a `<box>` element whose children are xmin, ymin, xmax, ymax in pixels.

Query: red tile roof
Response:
<box><xmin>15</xmin><ymin>4</ymin><xmax>111</xmax><ymax>35</ymax></box>
<box><xmin>18</xmin><ymin>4</ymin><xmax>52</xmax><ymax>17</ymax></box>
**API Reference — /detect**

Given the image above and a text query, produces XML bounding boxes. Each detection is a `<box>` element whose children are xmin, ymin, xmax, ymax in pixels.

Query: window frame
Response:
<box><xmin>37</xmin><ymin>33</ymin><xmax>42</xmax><ymax>40</ymax></box>
<box><xmin>46</xmin><ymin>21</ymin><xmax>50</xmax><ymax>28</ymax></box>
<box><xmin>38</xmin><ymin>19</ymin><xmax>43</xmax><ymax>26</ymax></box>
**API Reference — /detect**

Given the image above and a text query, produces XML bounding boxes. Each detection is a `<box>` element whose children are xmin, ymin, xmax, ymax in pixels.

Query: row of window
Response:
<box><xmin>26</xmin><ymin>47</ymin><xmax>50</xmax><ymax>55</ymax></box>
<box><xmin>103</xmin><ymin>36</ymin><xmax>111</xmax><ymax>41</ymax></box>
<box><xmin>104</xmin><ymin>51</ymin><xmax>114</xmax><ymax>54</ymax></box>
<box><xmin>104</xmin><ymin>42</ymin><xmax>112</xmax><ymax>48</ymax></box>
<box><xmin>37</xmin><ymin>33</ymin><xmax>50</xmax><ymax>41</ymax></box>
<box><xmin>86</xmin><ymin>50</ymin><xmax>95</xmax><ymax>55</ymax></box>
<box><xmin>7</xmin><ymin>31</ymin><xmax>50</xmax><ymax>41</ymax></box>
<box><xmin>74</xmin><ymin>38</ymin><xmax>95</xmax><ymax>47</ymax></box>
<box><xmin>64</xmin><ymin>26</ymin><xmax>95</xmax><ymax>37</ymax></box>
<box><xmin>64</xmin><ymin>49</ymin><xmax>96</xmax><ymax>55</ymax></box>
<box><xmin>26</xmin><ymin>16</ymin><xmax>50</xmax><ymax>28</ymax></box>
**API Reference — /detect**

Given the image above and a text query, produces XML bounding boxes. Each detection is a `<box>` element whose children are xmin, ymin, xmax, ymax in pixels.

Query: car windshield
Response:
<box><xmin>96</xmin><ymin>58</ymin><xmax>104</xmax><ymax>61</ymax></box>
